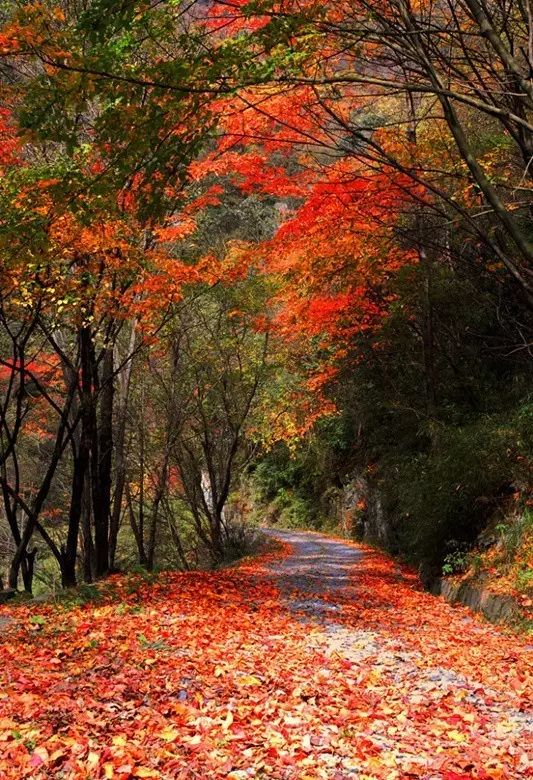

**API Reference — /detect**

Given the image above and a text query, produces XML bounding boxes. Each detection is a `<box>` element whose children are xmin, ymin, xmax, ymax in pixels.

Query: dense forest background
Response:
<box><xmin>0</xmin><ymin>0</ymin><xmax>531</xmax><ymax>597</ymax></box>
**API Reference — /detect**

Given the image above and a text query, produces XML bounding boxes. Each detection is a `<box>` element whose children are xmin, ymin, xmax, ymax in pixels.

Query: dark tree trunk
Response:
<box><xmin>146</xmin><ymin>456</ymin><xmax>169</xmax><ymax>571</ymax></box>
<box><xmin>61</xmin><ymin>325</ymin><xmax>93</xmax><ymax>588</ymax></box>
<box><xmin>126</xmin><ymin>481</ymin><xmax>148</xmax><ymax>567</ymax></box>
<box><xmin>419</xmin><ymin>245</ymin><xmax>437</xmax><ymax>417</ymax></box>
<box><xmin>22</xmin><ymin>549</ymin><xmax>36</xmax><ymax>593</ymax></box>
<box><xmin>5</xmin><ymin>409</ymin><xmax>71</xmax><ymax>589</ymax></box>
<box><xmin>110</xmin><ymin>324</ymin><xmax>136</xmax><ymax>570</ymax></box>
<box><xmin>93</xmin><ymin>347</ymin><xmax>114</xmax><ymax>577</ymax></box>
<box><xmin>2</xmin><ymin>486</ymin><xmax>24</xmax><ymax>591</ymax></box>
<box><xmin>209</xmin><ymin>510</ymin><xmax>225</xmax><ymax>564</ymax></box>
<box><xmin>81</xmin><ymin>476</ymin><xmax>94</xmax><ymax>583</ymax></box>
<box><xmin>62</xmin><ymin>440</ymin><xmax>90</xmax><ymax>588</ymax></box>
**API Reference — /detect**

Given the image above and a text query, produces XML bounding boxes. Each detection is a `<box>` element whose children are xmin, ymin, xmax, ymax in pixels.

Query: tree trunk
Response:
<box><xmin>419</xmin><ymin>245</ymin><xmax>437</xmax><ymax>417</ymax></box>
<box><xmin>62</xmin><ymin>442</ymin><xmax>89</xmax><ymax>588</ymax></box>
<box><xmin>21</xmin><ymin>549</ymin><xmax>36</xmax><ymax>593</ymax></box>
<box><xmin>210</xmin><ymin>512</ymin><xmax>224</xmax><ymax>563</ymax></box>
<box><xmin>146</xmin><ymin>458</ymin><xmax>169</xmax><ymax>571</ymax></box>
<box><xmin>5</xmin><ymin>411</ymin><xmax>71</xmax><ymax>589</ymax></box>
<box><xmin>109</xmin><ymin>322</ymin><xmax>137</xmax><ymax>569</ymax></box>
<box><xmin>81</xmin><ymin>476</ymin><xmax>93</xmax><ymax>583</ymax></box>
<box><xmin>126</xmin><ymin>481</ymin><xmax>147</xmax><ymax>566</ymax></box>
<box><xmin>93</xmin><ymin>346</ymin><xmax>114</xmax><ymax>577</ymax></box>
<box><xmin>61</xmin><ymin>325</ymin><xmax>93</xmax><ymax>588</ymax></box>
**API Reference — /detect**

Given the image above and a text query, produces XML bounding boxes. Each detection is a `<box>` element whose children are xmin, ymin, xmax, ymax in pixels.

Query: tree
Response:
<box><xmin>124</xmin><ymin>277</ymin><xmax>272</xmax><ymax>565</ymax></box>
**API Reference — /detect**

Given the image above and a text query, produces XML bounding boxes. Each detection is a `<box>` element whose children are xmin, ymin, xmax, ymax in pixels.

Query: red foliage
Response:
<box><xmin>189</xmin><ymin>86</ymin><xmax>421</xmax><ymax>367</ymax></box>
<box><xmin>0</xmin><ymin>356</ymin><xmax>61</xmax><ymax>385</ymax></box>
<box><xmin>0</xmin><ymin>109</ymin><xmax>19</xmax><ymax>166</ymax></box>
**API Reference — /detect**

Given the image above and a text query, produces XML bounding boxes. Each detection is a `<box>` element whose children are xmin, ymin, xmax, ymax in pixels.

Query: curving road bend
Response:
<box><xmin>259</xmin><ymin>528</ymin><xmax>532</xmax><ymax>778</ymax></box>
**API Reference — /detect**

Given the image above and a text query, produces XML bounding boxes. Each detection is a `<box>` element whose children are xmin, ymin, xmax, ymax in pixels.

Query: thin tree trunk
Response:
<box><xmin>6</xmin><ymin>411</ymin><xmax>71</xmax><ymax>588</ymax></box>
<box><xmin>81</xmin><ymin>475</ymin><xmax>93</xmax><ymax>583</ymax></box>
<box><xmin>61</xmin><ymin>438</ymin><xmax>89</xmax><ymax>588</ymax></box>
<box><xmin>93</xmin><ymin>346</ymin><xmax>114</xmax><ymax>577</ymax></box>
<box><xmin>109</xmin><ymin>322</ymin><xmax>137</xmax><ymax>569</ymax></box>
<box><xmin>61</xmin><ymin>326</ymin><xmax>93</xmax><ymax>588</ymax></box>
<box><xmin>126</xmin><ymin>481</ymin><xmax>147</xmax><ymax>566</ymax></box>
<box><xmin>146</xmin><ymin>454</ymin><xmax>169</xmax><ymax>571</ymax></box>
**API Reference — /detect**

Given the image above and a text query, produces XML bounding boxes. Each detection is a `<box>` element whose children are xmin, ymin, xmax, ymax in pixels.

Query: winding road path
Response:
<box><xmin>259</xmin><ymin>528</ymin><xmax>532</xmax><ymax>778</ymax></box>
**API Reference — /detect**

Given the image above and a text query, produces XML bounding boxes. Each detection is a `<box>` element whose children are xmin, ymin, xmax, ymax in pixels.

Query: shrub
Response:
<box><xmin>220</xmin><ymin>521</ymin><xmax>263</xmax><ymax>564</ymax></box>
<box><xmin>381</xmin><ymin>410</ymin><xmax>529</xmax><ymax>569</ymax></box>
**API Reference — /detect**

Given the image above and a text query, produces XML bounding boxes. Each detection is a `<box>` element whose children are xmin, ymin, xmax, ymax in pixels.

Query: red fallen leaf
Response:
<box><xmin>0</xmin><ymin>540</ymin><xmax>529</xmax><ymax>780</ymax></box>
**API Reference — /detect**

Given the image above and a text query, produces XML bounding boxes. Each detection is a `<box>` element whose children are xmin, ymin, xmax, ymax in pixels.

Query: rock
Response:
<box><xmin>435</xmin><ymin>579</ymin><xmax>520</xmax><ymax>624</ymax></box>
<box><xmin>419</xmin><ymin>561</ymin><xmax>441</xmax><ymax>591</ymax></box>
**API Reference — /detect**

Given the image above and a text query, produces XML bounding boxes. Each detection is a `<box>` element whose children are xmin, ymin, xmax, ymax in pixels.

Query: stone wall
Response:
<box><xmin>334</xmin><ymin>475</ymin><xmax>396</xmax><ymax>549</ymax></box>
<box><xmin>431</xmin><ymin>577</ymin><xmax>521</xmax><ymax>624</ymax></box>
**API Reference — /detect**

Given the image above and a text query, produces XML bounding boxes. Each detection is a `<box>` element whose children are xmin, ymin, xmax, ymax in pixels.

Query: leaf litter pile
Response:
<box><xmin>0</xmin><ymin>540</ymin><xmax>531</xmax><ymax>780</ymax></box>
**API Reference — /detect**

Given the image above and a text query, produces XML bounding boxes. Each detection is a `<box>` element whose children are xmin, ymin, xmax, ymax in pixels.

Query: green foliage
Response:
<box><xmin>495</xmin><ymin>508</ymin><xmax>533</xmax><ymax>564</ymax></box>
<box><xmin>62</xmin><ymin>583</ymin><xmax>102</xmax><ymax>607</ymax></box>
<box><xmin>126</xmin><ymin>569</ymin><xmax>160</xmax><ymax>590</ymax></box>
<box><xmin>250</xmin><ymin>416</ymin><xmax>351</xmax><ymax>531</ymax></box>
<box><xmin>441</xmin><ymin>549</ymin><xmax>469</xmax><ymax>576</ymax></box>
<box><xmin>515</xmin><ymin>564</ymin><xmax>533</xmax><ymax>593</ymax></box>
<box><xmin>137</xmin><ymin>633</ymin><xmax>169</xmax><ymax>651</ymax></box>
<box><xmin>251</xmin><ymin>256</ymin><xmax>533</xmax><ymax>573</ymax></box>
<box><xmin>272</xmin><ymin>489</ymin><xmax>317</xmax><ymax>529</ymax></box>
<box><xmin>386</xmin><ymin>414</ymin><xmax>519</xmax><ymax>565</ymax></box>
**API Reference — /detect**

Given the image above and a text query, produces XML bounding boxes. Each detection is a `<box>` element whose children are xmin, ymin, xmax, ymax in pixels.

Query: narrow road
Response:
<box><xmin>261</xmin><ymin>528</ymin><xmax>532</xmax><ymax>778</ymax></box>
<box><xmin>262</xmin><ymin>529</ymin><xmax>364</xmax><ymax>616</ymax></box>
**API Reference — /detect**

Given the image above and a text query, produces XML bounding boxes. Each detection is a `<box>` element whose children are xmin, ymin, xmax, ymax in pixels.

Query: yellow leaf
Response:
<box><xmin>158</xmin><ymin>727</ymin><xmax>179</xmax><ymax>742</ymax></box>
<box><xmin>239</xmin><ymin>675</ymin><xmax>262</xmax><ymax>687</ymax></box>
<box><xmin>222</xmin><ymin>710</ymin><xmax>234</xmax><ymax>732</ymax></box>
<box><xmin>87</xmin><ymin>751</ymin><xmax>99</xmax><ymax>767</ymax></box>
<box><xmin>104</xmin><ymin>764</ymin><xmax>114</xmax><ymax>779</ymax></box>
<box><xmin>447</xmin><ymin>729</ymin><xmax>467</xmax><ymax>743</ymax></box>
<box><xmin>134</xmin><ymin>768</ymin><xmax>160</xmax><ymax>778</ymax></box>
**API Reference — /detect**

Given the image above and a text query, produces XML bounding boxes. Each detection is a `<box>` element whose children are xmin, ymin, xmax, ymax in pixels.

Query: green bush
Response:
<box><xmin>376</xmin><ymin>409</ymin><xmax>530</xmax><ymax>568</ymax></box>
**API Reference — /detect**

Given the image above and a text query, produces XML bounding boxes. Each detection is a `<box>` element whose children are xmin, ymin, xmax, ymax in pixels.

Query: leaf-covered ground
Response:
<box><xmin>0</xmin><ymin>533</ymin><xmax>531</xmax><ymax>780</ymax></box>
